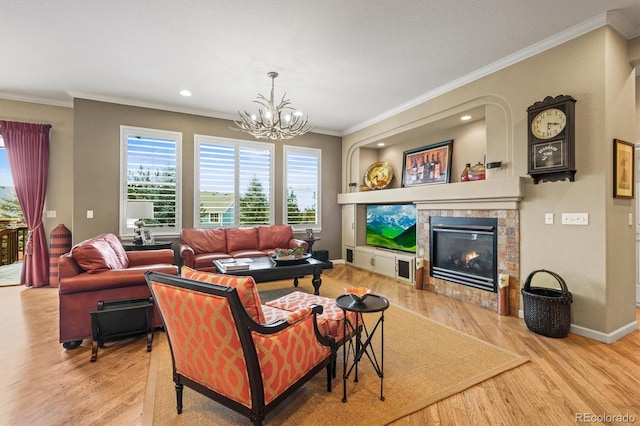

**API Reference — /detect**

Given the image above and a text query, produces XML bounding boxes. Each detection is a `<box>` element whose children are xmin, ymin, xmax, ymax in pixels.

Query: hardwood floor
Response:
<box><xmin>1</xmin><ymin>264</ymin><xmax>638</xmax><ymax>425</ymax></box>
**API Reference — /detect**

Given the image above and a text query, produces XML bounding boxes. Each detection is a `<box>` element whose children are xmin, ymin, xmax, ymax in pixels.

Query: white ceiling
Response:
<box><xmin>1</xmin><ymin>0</ymin><xmax>639</xmax><ymax>136</ymax></box>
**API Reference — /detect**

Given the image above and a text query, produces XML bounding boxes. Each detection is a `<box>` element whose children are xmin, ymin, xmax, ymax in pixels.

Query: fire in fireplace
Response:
<box><xmin>429</xmin><ymin>216</ymin><xmax>498</xmax><ymax>292</ymax></box>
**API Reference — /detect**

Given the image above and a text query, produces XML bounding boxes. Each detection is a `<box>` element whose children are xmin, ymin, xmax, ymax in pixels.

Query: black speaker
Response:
<box><xmin>313</xmin><ymin>250</ymin><xmax>333</xmax><ymax>269</ymax></box>
<box><xmin>313</xmin><ymin>250</ymin><xmax>329</xmax><ymax>262</ymax></box>
<box><xmin>397</xmin><ymin>259</ymin><xmax>411</xmax><ymax>280</ymax></box>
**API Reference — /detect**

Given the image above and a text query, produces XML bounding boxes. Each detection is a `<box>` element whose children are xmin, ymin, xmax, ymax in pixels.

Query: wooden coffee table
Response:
<box><xmin>213</xmin><ymin>256</ymin><xmax>325</xmax><ymax>295</ymax></box>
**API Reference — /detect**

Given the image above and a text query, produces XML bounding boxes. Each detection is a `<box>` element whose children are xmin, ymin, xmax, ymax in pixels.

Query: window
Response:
<box><xmin>0</xmin><ymin>135</ymin><xmax>11</xmax><ymax>187</ymax></box>
<box><xmin>0</xmin><ymin>135</ymin><xmax>23</xmax><ymax>222</ymax></box>
<box><xmin>195</xmin><ymin>135</ymin><xmax>273</xmax><ymax>227</ymax></box>
<box><xmin>284</xmin><ymin>145</ymin><xmax>321</xmax><ymax>231</ymax></box>
<box><xmin>120</xmin><ymin>126</ymin><xmax>181</xmax><ymax>237</ymax></box>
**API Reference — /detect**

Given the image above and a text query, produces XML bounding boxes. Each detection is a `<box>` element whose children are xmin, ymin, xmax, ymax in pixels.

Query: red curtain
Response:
<box><xmin>0</xmin><ymin>121</ymin><xmax>50</xmax><ymax>287</ymax></box>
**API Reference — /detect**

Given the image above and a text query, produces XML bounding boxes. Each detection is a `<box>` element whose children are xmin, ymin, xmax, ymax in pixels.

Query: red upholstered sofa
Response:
<box><xmin>58</xmin><ymin>233</ymin><xmax>178</xmax><ymax>349</ymax></box>
<box><xmin>179</xmin><ymin>225</ymin><xmax>308</xmax><ymax>272</ymax></box>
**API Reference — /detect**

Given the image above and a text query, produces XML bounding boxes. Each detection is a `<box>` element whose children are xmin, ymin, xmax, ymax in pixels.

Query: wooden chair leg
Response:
<box><xmin>176</xmin><ymin>382</ymin><xmax>183</xmax><ymax>414</ymax></box>
<box><xmin>90</xmin><ymin>340</ymin><xmax>98</xmax><ymax>362</ymax></box>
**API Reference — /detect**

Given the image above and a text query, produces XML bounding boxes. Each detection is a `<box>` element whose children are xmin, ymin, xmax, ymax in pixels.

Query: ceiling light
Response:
<box><xmin>233</xmin><ymin>72</ymin><xmax>314</xmax><ymax>140</ymax></box>
<box><xmin>180</xmin><ymin>89</ymin><xmax>192</xmax><ymax>97</ymax></box>
<box><xmin>460</xmin><ymin>115</ymin><xmax>472</xmax><ymax>121</ymax></box>
<box><xmin>377</xmin><ymin>142</ymin><xmax>385</xmax><ymax>147</ymax></box>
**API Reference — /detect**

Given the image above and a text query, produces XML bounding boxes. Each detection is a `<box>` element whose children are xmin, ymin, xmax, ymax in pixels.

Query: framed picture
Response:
<box><xmin>305</xmin><ymin>228</ymin><xmax>314</xmax><ymax>238</ymax></box>
<box><xmin>613</xmin><ymin>139</ymin><xmax>634</xmax><ymax>199</ymax></box>
<box><xmin>402</xmin><ymin>140</ymin><xmax>453</xmax><ymax>187</ymax></box>
<box><xmin>142</xmin><ymin>229</ymin><xmax>155</xmax><ymax>245</ymax></box>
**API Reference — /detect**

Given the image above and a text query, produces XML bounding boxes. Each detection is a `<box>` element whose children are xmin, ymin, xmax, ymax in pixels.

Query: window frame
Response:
<box><xmin>283</xmin><ymin>144</ymin><xmax>322</xmax><ymax>232</ymax></box>
<box><xmin>194</xmin><ymin>135</ymin><xmax>275</xmax><ymax>228</ymax></box>
<box><xmin>119</xmin><ymin>125</ymin><xmax>182</xmax><ymax>238</ymax></box>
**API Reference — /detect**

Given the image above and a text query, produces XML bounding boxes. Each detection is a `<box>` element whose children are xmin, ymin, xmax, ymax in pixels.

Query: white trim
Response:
<box><xmin>518</xmin><ymin>309</ymin><xmax>638</xmax><ymax>344</ymax></box>
<box><xmin>0</xmin><ymin>90</ymin><xmax>73</xmax><ymax>108</ymax></box>
<box><xmin>67</xmin><ymin>92</ymin><xmax>341</xmax><ymax>137</ymax></box>
<box><xmin>606</xmin><ymin>10</ymin><xmax>640</xmax><ymax>39</ymax></box>
<box><xmin>283</xmin><ymin>145</ymin><xmax>322</xmax><ymax>231</ymax></box>
<box><xmin>194</xmin><ymin>134</ymin><xmax>275</xmax><ymax>227</ymax></box>
<box><xmin>344</xmin><ymin>13</ymin><xmax>615</xmax><ymax>136</ymax></box>
<box><xmin>119</xmin><ymin>125</ymin><xmax>182</xmax><ymax>238</ymax></box>
<box><xmin>569</xmin><ymin>321</ymin><xmax>638</xmax><ymax>344</ymax></box>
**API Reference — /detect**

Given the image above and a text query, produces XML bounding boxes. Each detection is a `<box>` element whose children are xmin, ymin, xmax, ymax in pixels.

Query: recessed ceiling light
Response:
<box><xmin>460</xmin><ymin>115</ymin><xmax>472</xmax><ymax>121</ymax></box>
<box><xmin>377</xmin><ymin>142</ymin><xmax>385</xmax><ymax>147</ymax></box>
<box><xmin>180</xmin><ymin>89</ymin><xmax>192</xmax><ymax>97</ymax></box>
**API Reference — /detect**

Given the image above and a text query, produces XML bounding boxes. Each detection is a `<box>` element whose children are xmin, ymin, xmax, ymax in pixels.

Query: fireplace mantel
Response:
<box><xmin>337</xmin><ymin>176</ymin><xmax>525</xmax><ymax>210</ymax></box>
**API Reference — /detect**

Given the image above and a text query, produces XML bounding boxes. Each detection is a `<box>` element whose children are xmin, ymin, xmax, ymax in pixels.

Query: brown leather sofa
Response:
<box><xmin>58</xmin><ymin>233</ymin><xmax>178</xmax><ymax>349</ymax></box>
<box><xmin>179</xmin><ymin>225</ymin><xmax>308</xmax><ymax>272</ymax></box>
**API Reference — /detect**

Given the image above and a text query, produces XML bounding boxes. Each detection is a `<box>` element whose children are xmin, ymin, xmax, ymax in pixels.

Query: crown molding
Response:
<box><xmin>344</xmin><ymin>12</ymin><xmax>622</xmax><ymax>136</ymax></box>
<box><xmin>607</xmin><ymin>10</ymin><xmax>640</xmax><ymax>39</ymax></box>
<box><xmin>0</xmin><ymin>89</ymin><xmax>340</xmax><ymax>137</ymax></box>
<box><xmin>67</xmin><ymin>91</ymin><xmax>241</xmax><ymax>121</ymax></box>
<box><xmin>0</xmin><ymin>91</ymin><xmax>73</xmax><ymax>108</ymax></box>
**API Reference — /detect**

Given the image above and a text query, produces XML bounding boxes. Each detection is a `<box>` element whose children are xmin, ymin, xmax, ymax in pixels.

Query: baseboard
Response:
<box><xmin>517</xmin><ymin>309</ymin><xmax>638</xmax><ymax>344</ymax></box>
<box><xmin>570</xmin><ymin>320</ymin><xmax>638</xmax><ymax>344</ymax></box>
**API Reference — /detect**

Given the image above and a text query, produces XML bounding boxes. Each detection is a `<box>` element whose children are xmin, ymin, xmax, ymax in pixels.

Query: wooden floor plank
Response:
<box><xmin>0</xmin><ymin>264</ymin><xmax>638</xmax><ymax>425</ymax></box>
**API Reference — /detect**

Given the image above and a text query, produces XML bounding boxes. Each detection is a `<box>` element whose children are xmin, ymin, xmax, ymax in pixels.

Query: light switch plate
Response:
<box><xmin>561</xmin><ymin>213</ymin><xmax>588</xmax><ymax>225</ymax></box>
<box><xmin>46</xmin><ymin>210</ymin><xmax>56</xmax><ymax>218</ymax></box>
<box><xmin>545</xmin><ymin>213</ymin><xmax>554</xmax><ymax>224</ymax></box>
<box><xmin>87</xmin><ymin>210</ymin><xmax>94</xmax><ymax>219</ymax></box>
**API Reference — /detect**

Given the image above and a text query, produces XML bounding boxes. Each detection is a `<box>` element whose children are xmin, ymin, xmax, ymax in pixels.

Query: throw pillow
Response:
<box><xmin>100</xmin><ymin>233</ymin><xmax>129</xmax><ymax>269</ymax></box>
<box><xmin>181</xmin><ymin>266</ymin><xmax>265</xmax><ymax>324</ymax></box>
<box><xmin>71</xmin><ymin>238</ymin><xmax>121</xmax><ymax>273</ymax></box>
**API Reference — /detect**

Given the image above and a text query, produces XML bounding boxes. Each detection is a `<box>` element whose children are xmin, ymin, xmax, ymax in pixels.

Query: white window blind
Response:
<box><xmin>195</xmin><ymin>135</ymin><xmax>273</xmax><ymax>227</ymax></box>
<box><xmin>284</xmin><ymin>145</ymin><xmax>320</xmax><ymax>230</ymax></box>
<box><xmin>120</xmin><ymin>126</ymin><xmax>181</xmax><ymax>237</ymax></box>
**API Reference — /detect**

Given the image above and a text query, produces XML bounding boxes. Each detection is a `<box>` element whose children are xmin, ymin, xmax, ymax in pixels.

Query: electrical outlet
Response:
<box><xmin>545</xmin><ymin>213</ymin><xmax>554</xmax><ymax>225</ymax></box>
<box><xmin>561</xmin><ymin>213</ymin><xmax>588</xmax><ymax>225</ymax></box>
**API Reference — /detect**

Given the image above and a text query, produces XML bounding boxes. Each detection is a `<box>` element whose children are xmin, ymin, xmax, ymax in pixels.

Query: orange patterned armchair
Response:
<box><xmin>145</xmin><ymin>271</ymin><xmax>336</xmax><ymax>426</ymax></box>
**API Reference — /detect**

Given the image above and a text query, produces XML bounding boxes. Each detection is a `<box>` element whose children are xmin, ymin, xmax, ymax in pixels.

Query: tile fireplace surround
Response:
<box><xmin>417</xmin><ymin>208</ymin><xmax>520</xmax><ymax>316</ymax></box>
<box><xmin>339</xmin><ymin>177</ymin><xmax>525</xmax><ymax>316</ymax></box>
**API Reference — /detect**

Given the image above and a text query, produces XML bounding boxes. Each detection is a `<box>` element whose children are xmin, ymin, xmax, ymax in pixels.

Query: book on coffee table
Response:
<box><xmin>217</xmin><ymin>262</ymin><xmax>250</xmax><ymax>273</ymax></box>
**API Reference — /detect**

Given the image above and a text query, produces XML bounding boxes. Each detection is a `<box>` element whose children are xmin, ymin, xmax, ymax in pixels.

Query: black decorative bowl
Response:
<box><xmin>271</xmin><ymin>253</ymin><xmax>311</xmax><ymax>266</ymax></box>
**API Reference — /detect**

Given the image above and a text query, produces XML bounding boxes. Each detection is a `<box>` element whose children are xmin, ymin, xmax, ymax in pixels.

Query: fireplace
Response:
<box><xmin>429</xmin><ymin>216</ymin><xmax>498</xmax><ymax>292</ymax></box>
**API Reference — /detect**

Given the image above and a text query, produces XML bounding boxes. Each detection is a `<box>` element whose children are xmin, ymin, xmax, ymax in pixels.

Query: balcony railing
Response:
<box><xmin>0</xmin><ymin>227</ymin><xmax>28</xmax><ymax>266</ymax></box>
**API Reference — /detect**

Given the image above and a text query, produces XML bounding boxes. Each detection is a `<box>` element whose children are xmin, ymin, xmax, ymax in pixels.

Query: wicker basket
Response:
<box><xmin>521</xmin><ymin>269</ymin><xmax>573</xmax><ymax>338</ymax></box>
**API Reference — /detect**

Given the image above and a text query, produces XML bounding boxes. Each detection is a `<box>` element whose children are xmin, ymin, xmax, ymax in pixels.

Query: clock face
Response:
<box><xmin>531</xmin><ymin>108</ymin><xmax>566</xmax><ymax>140</ymax></box>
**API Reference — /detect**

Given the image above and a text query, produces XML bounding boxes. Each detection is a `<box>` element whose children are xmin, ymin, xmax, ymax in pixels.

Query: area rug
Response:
<box><xmin>143</xmin><ymin>277</ymin><xmax>528</xmax><ymax>425</ymax></box>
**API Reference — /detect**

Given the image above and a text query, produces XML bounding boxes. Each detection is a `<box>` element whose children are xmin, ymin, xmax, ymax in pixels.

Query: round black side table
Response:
<box><xmin>335</xmin><ymin>293</ymin><xmax>389</xmax><ymax>403</ymax></box>
<box><xmin>302</xmin><ymin>237</ymin><xmax>320</xmax><ymax>254</ymax></box>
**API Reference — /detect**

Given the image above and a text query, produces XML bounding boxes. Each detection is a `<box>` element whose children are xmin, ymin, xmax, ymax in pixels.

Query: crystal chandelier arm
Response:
<box><xmin>232</xmin><ymin>71</ymin><xmax>315</xmax><ymax>140</ymax></box>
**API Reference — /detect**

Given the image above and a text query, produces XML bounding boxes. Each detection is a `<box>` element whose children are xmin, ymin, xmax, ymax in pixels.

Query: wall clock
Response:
<box><xmin>527</xmin><ymin>95</ymin><xmax>576</xmax><ymax>184</ymax></box>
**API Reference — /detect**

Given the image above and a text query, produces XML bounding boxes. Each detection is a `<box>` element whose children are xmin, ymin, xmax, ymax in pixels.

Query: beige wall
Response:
<box><xmin>72</xmin><ymin>99</ymin><xmax>343</xmax><ymax>258</ymax></box>
<box><xmin>0</xmin><ymin>98</ymin><xmax>342</xmax><ymax>261</ymax></box>
<box><xmin>0</xmin><ymin>99</ymin><xmax>74</xmax><ymax>241</ymax></box>
<box><xmin>342</xmin><ymin>27</ymin><xmax>638</xmax><ymax>337</ymax></box>
<box><xmin>1</xmin><ymin>26</ymin><xmax>636</xmax><ymax>338</ymax></box>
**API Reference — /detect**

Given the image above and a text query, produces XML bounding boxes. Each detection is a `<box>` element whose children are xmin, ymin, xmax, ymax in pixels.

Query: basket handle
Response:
<box><xmin>523</xmin><ymin>269</ymin><xmax>570</xmax><ymax>296</ymax></box>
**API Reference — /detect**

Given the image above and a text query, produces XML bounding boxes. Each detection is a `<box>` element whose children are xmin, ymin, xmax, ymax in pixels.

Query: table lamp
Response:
<box><xmin>127</xmin><ymin>201</ymin><xmax>154</xmax><ymax>245</ymax></box>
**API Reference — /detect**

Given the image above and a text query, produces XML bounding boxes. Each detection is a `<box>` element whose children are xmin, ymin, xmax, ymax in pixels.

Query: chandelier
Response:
<box><xmin>233</xmin><ymin>72</ymin><xmax>314</xmax><ymax>140</ymax></box>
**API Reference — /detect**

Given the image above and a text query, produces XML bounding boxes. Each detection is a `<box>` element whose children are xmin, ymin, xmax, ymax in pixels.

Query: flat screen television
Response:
<box><xmin>366</xmin><ymin>204</ymin><xmax>417</xmax><ymax>253</ymax></box>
